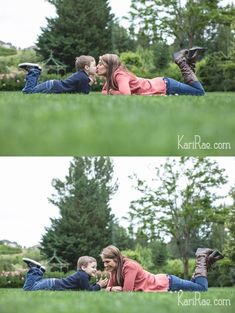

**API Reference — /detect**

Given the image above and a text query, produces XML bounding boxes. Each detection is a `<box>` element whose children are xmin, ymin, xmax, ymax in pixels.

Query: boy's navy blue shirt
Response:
<box><xmin>54</xmin><ymin>270</ymin><xmax>101</xmax><ymax>291</ymax></box>
<box><xmin>51</xmin><ymin>70</ymin><xmax>91</xmax><ymax>94</ymax></box>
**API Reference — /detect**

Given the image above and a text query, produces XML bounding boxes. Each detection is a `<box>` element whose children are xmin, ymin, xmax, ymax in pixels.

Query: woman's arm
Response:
<box><xmin>122</xmin><ymin>262</ymin><xmax>139</xmax><ymax>291</ymax></box>
<box><xmin>110</xmin><ymin>73</ymin><xmax>131</xmax><ymax>95</ymax></box>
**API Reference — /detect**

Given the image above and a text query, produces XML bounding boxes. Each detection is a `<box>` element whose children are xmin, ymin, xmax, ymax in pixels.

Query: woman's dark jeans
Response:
<box><xmin>164</xmin><ymin>77</ymin><xmax>205</xmax><ymax>96</ymax></box>
<box><xmin>168</xmin><ymin>275</ymin><xmax>208</xmax><ymax>291</ymax></box>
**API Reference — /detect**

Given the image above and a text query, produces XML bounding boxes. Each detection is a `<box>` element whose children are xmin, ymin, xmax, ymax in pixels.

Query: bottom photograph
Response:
<box><xmin>0</xmin><ymin>156</ymin><xmax>234</xmax><ymax>312</ymax></box>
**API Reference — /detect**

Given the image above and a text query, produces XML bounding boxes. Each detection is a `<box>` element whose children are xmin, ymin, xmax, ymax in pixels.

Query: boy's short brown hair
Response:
<box><xmin>77</xmin><ymin>256</ymin><xmax>96</xmax><ymax>269</ymax></box>
<box><xmin>75</xmin><ymin>55</ymin><xmax>95</xmax><ymax>70</ymax></box>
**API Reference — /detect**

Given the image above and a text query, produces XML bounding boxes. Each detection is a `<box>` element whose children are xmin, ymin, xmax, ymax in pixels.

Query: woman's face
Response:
<box><xmin>102</xmin><ymin>258</ymin><xmax>117</xmax><ymax>272</ymax></box>
<box><xmin>96</xmin><ymin>58</ymin><xmax>107</xmax><ymax>76</ymax></box>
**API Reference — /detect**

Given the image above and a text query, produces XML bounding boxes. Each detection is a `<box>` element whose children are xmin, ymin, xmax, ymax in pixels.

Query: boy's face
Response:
<box><xmin>82</xmin><ymin>261</ymin><xmax>97</xmax><ymax>277</ymax></box>
<box><xmin>86</xmin><ymin>60</ymin><xmax>97</xmax><ymax>75</ymax></box>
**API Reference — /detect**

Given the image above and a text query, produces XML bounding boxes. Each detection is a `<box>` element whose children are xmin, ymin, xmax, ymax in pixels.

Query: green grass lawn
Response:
<box><xmin>0</xmin><ymin>92</ymin><xmax>234</xmax><ymax>155</ymax></box>
<box><xmin>0</xmin><ymin>288</ymin><xmax>234</xmax><ymax>313</ymax></box>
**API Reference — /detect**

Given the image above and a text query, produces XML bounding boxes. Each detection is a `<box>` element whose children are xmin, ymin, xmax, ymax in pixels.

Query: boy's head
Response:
<box><xmin>77</xmin><ymin>256</ymin><xmax>97</xmax><ymax>277</ymax></box>
<box><xmin>75</xmin><ymin>55</ymin><xmax>96</xmax><ymax>75</ymax></box>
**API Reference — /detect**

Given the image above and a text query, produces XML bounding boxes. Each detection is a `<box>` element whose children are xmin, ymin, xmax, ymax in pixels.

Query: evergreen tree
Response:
<box><xmin>40</xmin><ymin>157</ymin><xmax>117</xmax><ymax>268</ymax></box>
<box><xmin>37</xmin><ymin>0</ymin><xmax>114</xmax><ymax>71</ymax></box>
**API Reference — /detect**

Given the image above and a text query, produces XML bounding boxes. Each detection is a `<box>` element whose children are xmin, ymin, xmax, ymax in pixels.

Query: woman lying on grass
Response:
<box><xmin>100</xmin><ymin>245</ymin><xmax>224</xmax><ymax>292</ymax></box>
<box><xmin>96</xmin><ymin>47</ymin><xmax>205</xmax><ymax>96</ymax></box>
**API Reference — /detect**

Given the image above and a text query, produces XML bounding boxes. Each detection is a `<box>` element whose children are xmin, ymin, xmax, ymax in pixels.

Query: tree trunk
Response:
<box><xmin>182</xmin><ymin>255</ymin><xmax>189</xmax><ymax>279</ymax></box>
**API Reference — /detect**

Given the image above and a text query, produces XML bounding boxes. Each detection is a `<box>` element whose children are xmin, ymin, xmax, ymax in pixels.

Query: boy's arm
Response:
<box><xmin>79</xmin><ymin>275</ymin><xmax>101</xmax><ymax>291</ymax></box>
<box><xmin>79</xmin><ymin>78</ymin><xmax>91</xmax><ymax>94</ymax></box>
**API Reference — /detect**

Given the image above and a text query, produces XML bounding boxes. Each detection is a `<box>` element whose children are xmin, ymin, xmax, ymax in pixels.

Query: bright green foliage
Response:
<box><xmin>111</xmin><ymin>22</ymin><xmax>136</xmax><ymax>53</ymax></box>
<box><xmin>110</xmin><ymin>221</ymin><xmax>135</xmax><ymax>251</ymax></box>
<box><xmin>122</xmin><ymin>244</ymin><xmax>154</xmax><ymax>270</ymax></box>
<box><xmin>0</xmin><ymin>46</ymin><xmax>17</xmax><ymax>56</ymax></box>
<box><xmin>129</xmin><ymin>0</ymin><xmax>235</xmax><ymax>49</ymax></box>
<box><xmin>128</xmin><ymin>157</ymin><xmax>228</xmax><ymax>277</ymax></box>
<box><xmin>0</xmin><ymin>244</ymin><xmax>22</xmax><ymax>255</ymax></box>
<box><xmin>207</xmin><ymin>258</ymin><xmax>235</xmax><ymax>287</ymax></box>
<box><xmin>198</xmin><ymin>52</ymin><xmax>235</xmax><ymax>91</ymax></box>
<box><xmin>37</xmin><ymin>0</ymin><xmax>113</xmax><ymax>71</ymax></box>
<box><xmin>224</xmin><ymin>187</ymin><xmax>235</xmax><ymax>263</ymax></box>
<box><xmin>40</xmin><ymin>157</ymin><xmax>117</xmax><ymax>268</ymax></box>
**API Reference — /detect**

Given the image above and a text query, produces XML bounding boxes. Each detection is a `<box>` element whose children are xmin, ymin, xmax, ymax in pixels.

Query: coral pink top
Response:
<box><xmin>102</xmin><ymin>68</ymin><xmax>167</xmax><ymax>96</ymax></box>
<box><xmin>106</xmin><ymin>259</ymin><xmax>169</xmax><ymax>292</ymax></box>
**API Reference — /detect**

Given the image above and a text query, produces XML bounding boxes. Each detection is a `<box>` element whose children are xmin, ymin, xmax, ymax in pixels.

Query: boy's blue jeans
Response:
<box><xmin>22</xmin><ymin>68</ymin><xmax>54</xmax><ymax>93</ymax></box>
<box><xmin>164</xmin><ymin>77</ymin><xmax>205</xmax><ymax>96</ymax></box>
<box><xmin>168</xmin><ymin>275</ymin><xmax>208</xmax><ymax>291</ymax></box>
<box><xmin>23</xmin><ymin>267</ymin><xmax>56</xmax><ymax>291</ymax></box>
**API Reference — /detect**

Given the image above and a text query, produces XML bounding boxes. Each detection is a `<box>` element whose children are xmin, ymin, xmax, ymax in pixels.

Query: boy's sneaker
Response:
<box><xmin>18</xmin><ymin>63</ymin><xmax>42</xmax><ymax>72</ymax></box>
<box><xmin>23</xmin><ymin>258</ymin><xmax>46</xmax><ymax>273</ymax></box>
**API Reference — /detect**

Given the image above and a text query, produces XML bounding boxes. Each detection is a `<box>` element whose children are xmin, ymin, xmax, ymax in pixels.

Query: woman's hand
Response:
<box><xmin>97</xmin><ymin>277</ymin><xmax>108</xmax><ymax>288</ymax></box>
<box><xmin>107</xmin><ymin>286</ymin><xmax>123</xmax><ymax>292</ymax></box>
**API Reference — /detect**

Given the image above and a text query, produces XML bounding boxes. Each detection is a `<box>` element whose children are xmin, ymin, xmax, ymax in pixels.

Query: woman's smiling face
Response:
<box><xmin>102</xmin><ymin>258</ymin><xmax>117</xmax><ymax>272</ymax></box>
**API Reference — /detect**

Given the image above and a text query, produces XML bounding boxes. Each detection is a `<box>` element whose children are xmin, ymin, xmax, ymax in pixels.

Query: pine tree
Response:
<box><xmin>37</xmin><ymin>0</ymin><xmax>113</xmax><ymax>71</ymax></box>
<box><xmin>40</xmin><ymin>157</ymin><xmax>117</xmax><ymax>268</ymax></box>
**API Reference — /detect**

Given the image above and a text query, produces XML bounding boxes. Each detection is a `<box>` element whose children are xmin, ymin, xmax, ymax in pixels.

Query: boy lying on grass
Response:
<box><xmin>22</xmin><ymin>256</ymin><xmax>108</xmax><ymax>291</ymax></box>
<box><xmin>18</xmin><ymin>55</ymin><xmax>96</xmax><ymax>94</ymax></box>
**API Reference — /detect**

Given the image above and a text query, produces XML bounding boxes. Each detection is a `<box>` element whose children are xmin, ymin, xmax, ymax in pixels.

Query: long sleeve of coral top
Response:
<box><xmin>106</xmin><ymin>259</ymin><xmax>169</xmax><ymax>292</ymax></box>
<box><xmin>102</xmin><ymin>68</ymin><xmax>167</xmax><ymax>96</ymax></box>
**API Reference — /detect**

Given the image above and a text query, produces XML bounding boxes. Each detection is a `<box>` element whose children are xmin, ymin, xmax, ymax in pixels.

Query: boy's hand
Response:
<box><xmin>97</xmin><ymin>277</ymin><xmax>108</xmax><ymax>288</ymax></box>
<box><xmin>89</xmin><ymin>75</ymin><xmax>97</xmax><ymax>86</ymax></box>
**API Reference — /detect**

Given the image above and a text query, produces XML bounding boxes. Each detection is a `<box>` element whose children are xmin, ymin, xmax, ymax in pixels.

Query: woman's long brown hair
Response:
<box><xmin>99</xmin><ymin>54</ymin><xmax>135</xmax><ymax>94</ymax></box>
<box><xmin>100</xmin><ymin>245</ymin><xmax>125</xmax><ymax>286</ymax></box>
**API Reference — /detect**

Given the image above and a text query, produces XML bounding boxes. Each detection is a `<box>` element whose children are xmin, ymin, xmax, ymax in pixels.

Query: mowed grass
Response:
<box><xmin>0</xmin><ymin>91</ymin><xmax>234</xmax><ymax>155</ymax></box>
<box><xmin>0</xmin><ymin>288</ymin><xmax>234</xmax><ymax>313</ymax></box>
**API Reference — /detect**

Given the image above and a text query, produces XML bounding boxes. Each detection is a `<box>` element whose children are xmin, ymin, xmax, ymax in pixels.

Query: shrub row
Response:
<box><xmin>0</xmin><ymin>244</ymin><xmax>22</xmax><ymax>255</ymax></box>
<box><xmin>0</xmin><ymin>259</ymin><xmax>233</xmax><ymax>288</ymax></box>
<box><xmin>1</xmin><ymin>50</ymin><xmax>234</xmax><ymax>91</ymax></box>
<box><xmin>0</xmin><ymin>271</ymin><xmax>73</xmax><ymax>288</ymax></box>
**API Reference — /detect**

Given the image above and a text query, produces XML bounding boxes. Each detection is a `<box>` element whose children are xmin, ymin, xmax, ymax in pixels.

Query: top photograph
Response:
<box><xmin>0</xmin><ymin>0</ymin><xmax>234</xmax><ymax>156</ymax></box>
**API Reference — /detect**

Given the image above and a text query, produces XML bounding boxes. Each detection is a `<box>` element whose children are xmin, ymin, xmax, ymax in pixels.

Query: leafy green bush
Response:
<box><xmin>0</xmin><ymin>271</ymin><xmax>25</xmax><ymax>288</ymax></box>
<box><xmin>197</xmin><ymin>51</ymin><xmax>235</xmax><ymax>91</ymax></box>
<box><xmin>0</xmin><ymin>244</ymin><xmax>22</xmax><ymax>254</ymax></box>
<box><xmin>0</xmin><ymin>258</ymin><xmax>15</xmax><ymax>272</ymax></box>
<box><xmin>0</xmin><ymin>72</ymin><xmax>25</xmax><ymax>91</ymax></box>
<box><xmin>160</xmin><ymin>259</ymin><xmax>195</xmax><ymax>278</ymax></box>
<box><xmin>120</xmin><ymin>51</ymin><xmax>143</xmax><ymax>68</ymax></box>
<box><xmin>0</xmin><ymin>46</ymin><xmax>17</xmax><ymax>56</ymax></box>
<box><xmin>208</xmin><ymin>258</ymin><xmax>235</xmax><ymax>287</ymax></box>
<box><xmin>22</xmin><ymin>247</ymin><xmax>45</xmax><ymax>263</ymax></box>
<box><xmin>0</xmin><ymin>58</ymin><xmax>10</xmax><ymax>73</ymax></box>
<box><xmin>122</xmin><ymin>245</ymin><xmax>154</xmax><ymax>270</ymax></box>
<box><xmin>156</xmin><ymin>63</ymin><xmax>183</xmax><ymax>81</ymax></box>
<box><xmin>120</xmin><ymin>51</ymin><xmax>152</xmax><ymax>78</ymax></box>
<box><xmin>0</xmin><ymin>270</ymin><xmax>72</xmax><ymax>288</ymax></box>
